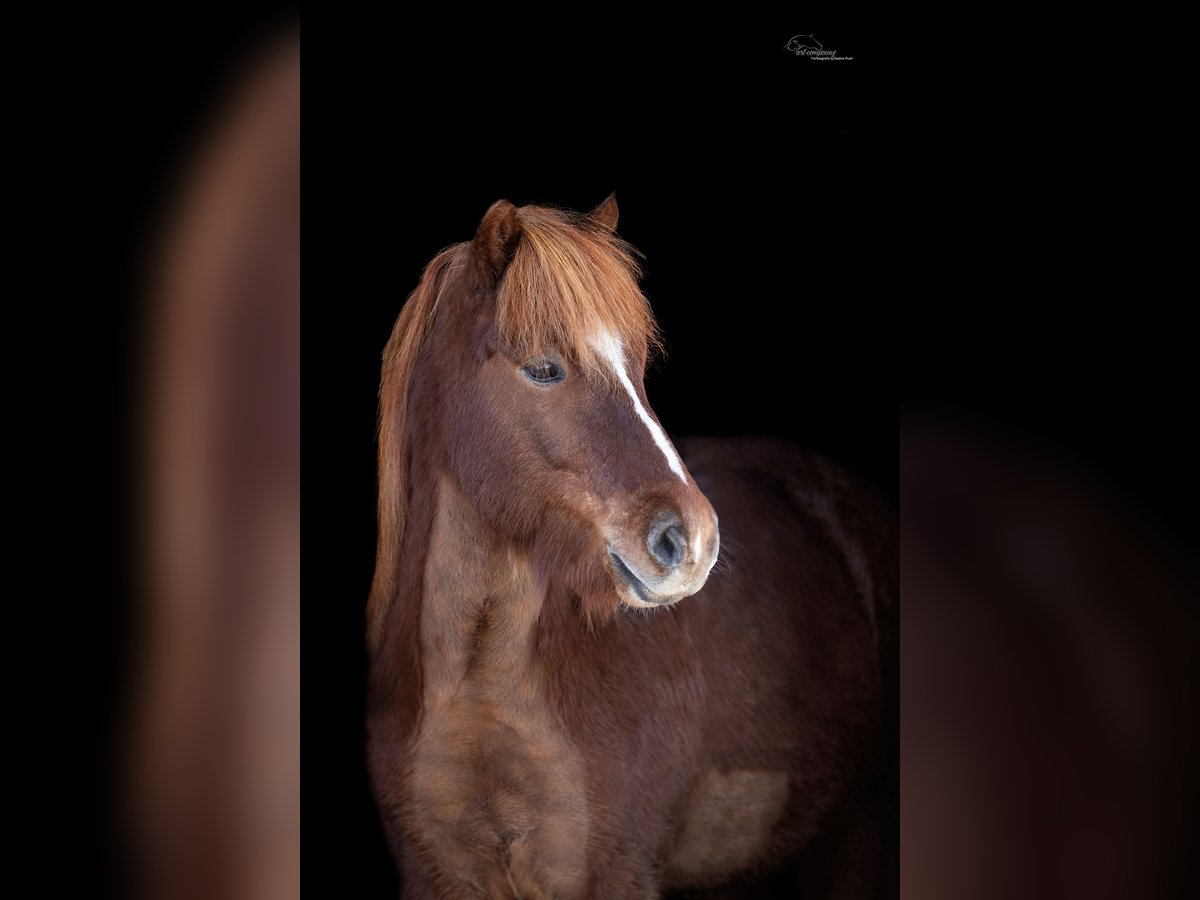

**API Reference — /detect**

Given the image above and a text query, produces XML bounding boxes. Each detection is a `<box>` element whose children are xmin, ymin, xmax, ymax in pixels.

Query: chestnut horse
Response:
<box><xmin>366</xmin><ymin>197</ymin><xmax>895</xmax><ymax>898</ymax></box>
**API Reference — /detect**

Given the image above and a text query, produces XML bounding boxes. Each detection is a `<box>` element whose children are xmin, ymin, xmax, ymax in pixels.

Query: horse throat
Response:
<box><xmin>418</xmin><ymin>475</ymin><xmax>543</xmax><ymax>697</ymax></box>
<box><xmin>408</xmin><ymin>475</ymin><xmax>590</xmax><ymax>896</ymax></box>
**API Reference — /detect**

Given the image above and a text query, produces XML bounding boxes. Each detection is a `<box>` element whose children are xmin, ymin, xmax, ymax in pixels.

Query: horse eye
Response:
<box><xmin>521</xmin><ymin>359</ymin><xmax>565</xmax><ymax>384</ymax></box>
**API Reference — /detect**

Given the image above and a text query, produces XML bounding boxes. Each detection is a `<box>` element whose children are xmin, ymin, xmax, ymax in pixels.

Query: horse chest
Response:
<box><xmin>409</xmin><ymin>672</ymin><xmax>590</xmax><ymax>897</ymax></box>
<box><xmin>407</xmin><ymin>478</ymin><xmax>590</xmax><ymax>897</ymax></box>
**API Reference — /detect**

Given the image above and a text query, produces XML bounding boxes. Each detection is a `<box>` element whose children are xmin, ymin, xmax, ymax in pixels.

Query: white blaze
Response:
<box><xmin>590</xmin><ymin>329</ymin><xmax>687</xmax><ymax>484</ymax></box>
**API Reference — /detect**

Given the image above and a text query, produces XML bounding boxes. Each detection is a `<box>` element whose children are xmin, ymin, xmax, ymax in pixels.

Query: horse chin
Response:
<box><xmin>618</xmin><ymin>588</ymin><xmax>673</xmax><ymax>610</ymax></box>
<box><xmin>606</xmin><ymin>550</ymin><xmax>702</xmax><ymax>610</ymax></box>
<box><xmin>607</xmin><ymin>552</ymin><xmax>661</xmax><ymax>606</ymax></box>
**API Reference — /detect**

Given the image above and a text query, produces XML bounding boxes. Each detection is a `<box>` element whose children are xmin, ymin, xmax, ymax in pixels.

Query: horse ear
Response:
<box><xmin>474</xmin><ymin>199</ymin><xmax>523</xmax><ymax>281</ymax></box>
<box><xmin>587</xmin><ymin>193</ymin><xmax>619</xmax><ymax>233</ymax></box>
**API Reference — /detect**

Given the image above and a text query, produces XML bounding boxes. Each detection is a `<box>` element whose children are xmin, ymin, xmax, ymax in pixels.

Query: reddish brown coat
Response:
<box><xmin>367</xmin><ymin>199</ymin><xmax>894</xmax><ymax>898</ymax></box>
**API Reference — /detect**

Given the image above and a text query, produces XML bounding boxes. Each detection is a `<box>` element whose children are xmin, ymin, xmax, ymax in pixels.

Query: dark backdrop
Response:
<box><xmin>41</xmin><ymin>13</ymin><xmax>1200</xmax><ymax>898</ymax></box>
<box><xmin>305</xmin><ymin>27</ymin><xmax>1200</xmax><ymax>894</ymax></box>
<box><xmin>305</xmin><ymin>28</ymin><xmax>894</xmax><ymax>897</ymax></box>
<box><xmin>68</xmin><ymin>18</ymin><xmax>892</xmax><ymax>896</ymax></box>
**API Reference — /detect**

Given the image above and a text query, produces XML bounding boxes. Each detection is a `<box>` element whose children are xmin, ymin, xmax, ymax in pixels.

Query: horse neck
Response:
<box><xmin>413</xmin><ymin>470</ymin><xmax>546</xmax><ymax>704</ymax></box>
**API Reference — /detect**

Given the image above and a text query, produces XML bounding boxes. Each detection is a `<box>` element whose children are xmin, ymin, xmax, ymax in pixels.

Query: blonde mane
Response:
<box><xmin>496</xmin><ymin>206</ymin><xmax>660</xmax><ymax>377</ymax></box>
<box><xmin>367</xmin><ymin>203</ymin><xmax>658</xmax><ymax>650</ymax></box>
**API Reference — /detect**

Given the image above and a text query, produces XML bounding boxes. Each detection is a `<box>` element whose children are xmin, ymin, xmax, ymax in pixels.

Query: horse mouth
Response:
<box><xmin>608</xmin><ymin>552</ymin><xmax>663</xmax><ymax>606</ymax></box>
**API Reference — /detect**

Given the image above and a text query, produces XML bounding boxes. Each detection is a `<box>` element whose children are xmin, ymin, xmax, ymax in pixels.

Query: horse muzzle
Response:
<box><xmin>607</xmin><ymin>509</ymin><xmax>720</xmax><ymax>608</ymax></box>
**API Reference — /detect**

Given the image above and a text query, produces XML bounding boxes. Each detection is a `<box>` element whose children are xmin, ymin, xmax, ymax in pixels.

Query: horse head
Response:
<box><xmin>369</xmin><ymin>197</ymin><xmax>720</xmax><ymax>645</ymax></box>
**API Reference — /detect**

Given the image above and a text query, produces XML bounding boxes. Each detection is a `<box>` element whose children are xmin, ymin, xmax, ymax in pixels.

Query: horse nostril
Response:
<box><xmin>648</xmin><ymin>522</ymin><xmax>686</xmax><ymax>570</ymax></box>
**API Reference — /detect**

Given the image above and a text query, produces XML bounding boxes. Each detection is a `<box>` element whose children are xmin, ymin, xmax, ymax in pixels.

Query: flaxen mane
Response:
<box><xmin>496</xmin><ymin>206</ymin><xmax>659</xmax><ymax>377</ymax></box>
<box><xmin>367</xmin><ymin>204</ymin><xmax>660</xmax><ymax>650</ymax></box>
<box><xmin>367</xmin><ymin>246</ymin><xmax>457</xmax><ymax>651</ymax></box>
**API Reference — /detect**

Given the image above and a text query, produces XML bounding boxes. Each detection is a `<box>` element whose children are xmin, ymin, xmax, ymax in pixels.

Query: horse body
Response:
<box><xmin>367</xmin><ymin>198</ymin><xmax>893</xmax><ymax>898</ymax></box>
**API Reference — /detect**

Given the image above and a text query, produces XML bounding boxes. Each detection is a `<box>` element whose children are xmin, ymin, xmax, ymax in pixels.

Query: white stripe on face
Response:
<box><xmin>589</xmin><ymin>329</ymin><xmax>688</xmax><ymax>484</ymax></box>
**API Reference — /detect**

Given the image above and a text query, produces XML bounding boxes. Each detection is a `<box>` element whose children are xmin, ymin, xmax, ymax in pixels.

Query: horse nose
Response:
<box><xmin>647</xmin><ymin>518</ymin><xmax>686</xmax><ymax>570</ymax></box>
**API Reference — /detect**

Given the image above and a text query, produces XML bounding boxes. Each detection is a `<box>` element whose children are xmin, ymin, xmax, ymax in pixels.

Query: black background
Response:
<box><xmin>45</xmin><ymin>14</ymin><xmax>1199</xmax><ymax>898</ymax></box>
<box><xmin>308</xmin><ymin>28</ymin><xmax>893</xmax><ymax>898</ymax></box>
<box><xmin>52</xmin><ymin>19</ymin><xmax>895</xmax><ymax>898</ymax></box>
